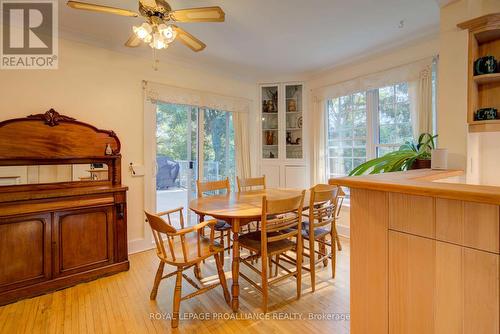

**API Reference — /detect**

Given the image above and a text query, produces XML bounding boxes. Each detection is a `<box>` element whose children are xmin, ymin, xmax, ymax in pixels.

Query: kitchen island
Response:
<box><xmin>330</xmin><ymin>169</ymin><xmax>500</xmax><ymax>334</ymax></box>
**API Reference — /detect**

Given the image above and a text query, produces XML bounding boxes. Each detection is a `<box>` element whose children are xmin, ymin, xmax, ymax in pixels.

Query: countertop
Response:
<box><xmin>330</xmin><ymin>169</ymin><xmax>500</xmax><ymax>205</ymax></box>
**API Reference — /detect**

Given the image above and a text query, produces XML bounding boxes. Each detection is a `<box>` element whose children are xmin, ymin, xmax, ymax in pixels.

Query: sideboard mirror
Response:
<box><xmin>0</xmin><ymin>163</ymin><xmax>109</xmax><ymax>186</ymax></box>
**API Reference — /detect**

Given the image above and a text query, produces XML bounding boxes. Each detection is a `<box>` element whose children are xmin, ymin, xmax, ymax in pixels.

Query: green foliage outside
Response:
<box><xmin>156</xmin><ymin>103</ymin><xmax>235</xmax><ymax>185</ymax></box>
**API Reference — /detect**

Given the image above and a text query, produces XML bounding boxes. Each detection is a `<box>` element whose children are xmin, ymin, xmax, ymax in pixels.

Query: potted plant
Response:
<box><xmin>349</xmin><ymin>133</ymin><xmax>438</xmax><ymax>176</ymax></box>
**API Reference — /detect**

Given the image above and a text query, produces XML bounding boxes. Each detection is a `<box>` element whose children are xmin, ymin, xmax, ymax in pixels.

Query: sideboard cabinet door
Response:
<box><xmin>0</xmin><ymin>213</ymin><xmax>52</xmax><ymax>292</ymax></box>
<box><xmin>53</xmin><ymin>206</ymin><xmax>114</xmax><ymax>277</ymax></box>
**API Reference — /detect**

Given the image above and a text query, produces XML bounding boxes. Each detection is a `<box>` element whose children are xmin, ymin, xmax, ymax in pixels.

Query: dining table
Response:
<box><xmin>189</xmin><ymin>188</ymin><xmax>310</xmax><ymax>312</ymax></box>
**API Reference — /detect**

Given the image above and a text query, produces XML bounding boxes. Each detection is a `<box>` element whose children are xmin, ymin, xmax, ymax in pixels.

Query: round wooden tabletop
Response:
<box><xmin>189</xmin><ymin>188</ymin><xmax>309</xmax><ymax>220</ymax></box>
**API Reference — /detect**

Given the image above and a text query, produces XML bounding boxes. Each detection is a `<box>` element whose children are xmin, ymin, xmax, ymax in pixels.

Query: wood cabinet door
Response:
<box><xmin>53</xmin><ymin>206</ymin><xmax>114</xmax><ymax>277</ymax></box>
<box><xmin>0</xmin><ymin>213</ymin><xmax>52</xmax><ymax>292</ymax></box>
<box><xmin>389</xmin><ymin>231</ymin><xmax>436</xmax><ymax>334</ymax></box>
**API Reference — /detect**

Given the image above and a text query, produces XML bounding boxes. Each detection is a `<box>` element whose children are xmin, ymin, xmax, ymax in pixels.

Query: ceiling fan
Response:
<box><xmin>66</xmin><ymin>0</ymin><xmax>225</xmax><ymax>52</ymax></box>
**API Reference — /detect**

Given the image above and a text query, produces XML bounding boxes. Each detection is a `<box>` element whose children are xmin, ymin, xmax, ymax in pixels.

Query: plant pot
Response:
<box><xmin>410</xmin><ymin>158</ymin><xmax>431</xmax><ymax>170</ymax></box>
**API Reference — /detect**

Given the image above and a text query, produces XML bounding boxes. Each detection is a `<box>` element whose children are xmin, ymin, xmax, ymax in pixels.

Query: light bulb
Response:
<box><xmin>150</xmin><ymin>32</ymin><xmax>167</xmax><ymax>50</ymax></box>
<box><xmin>133</xmin><ymin>22</ymin><xmax>152</xmax><ymax>40</ymax></box>
<box><xmin>161</xmin><ymin>25</ymin><xmax>177</xmax><ymax>43</ymax></box>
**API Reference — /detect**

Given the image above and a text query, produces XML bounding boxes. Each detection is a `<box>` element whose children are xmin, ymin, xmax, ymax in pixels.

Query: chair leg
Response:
<box><xmin>171</xmin><ymin>270</ymin><xmax>183</xmax><ymax>329</ymax></box>
<box><xmin>320</xmin><ymin>237</ymin><xmax>328</xmax><ymax>267</ymax></box>
<box><xmin>194</xmin><ymin>263</ymin><xmax>202</xmax><ymax>280</ymax></box>
<box><xmin>331</xmin><ymin>231</ymin><xmax>337</xmax><ymax>279</ymax></box>
<box><xmin>274</xmin><ymin>254</ymin><xmax>279</xmax><ymax>277</ymax></box>
<box><xmin>296</xmin><ymin>238</ymin><xmax>303</xmax><ymax>300</ymax></box>
<box><xmin>309</xmin><ymin>237</ymin><xmax>316</xmax><ymax>292</ymax></box>
<box><xmin>226</xmin><ymin>230</ymin><xmax>231</xmax><ymax>254</ymax></box>
<box><xmin>261</xmin><ymin>255</ymin><xmax>269</xmax><ymax>313</ymax></box>
<box><xmin>334</xmin><ymin>224</ymin><xmax>342</xmax><ymax>251</ymax></box>
<box><xmin>214</xmin><ymin>254</ymin><xmax>231</xmax><ymax>304</ymax></box>
<box><xmin>219</xmin><ymin>233</ymin><xmax>225</xmax><ymax>266</ymax></box>
<box><xmin>268</xmin><ymin>255</ymin><xmax>273</xmax><ymax>278</ymax></box>
<box><xmin>150</xmin><ymin>261</ymin><xmax>165</xmax><ymax>300</ymax></box>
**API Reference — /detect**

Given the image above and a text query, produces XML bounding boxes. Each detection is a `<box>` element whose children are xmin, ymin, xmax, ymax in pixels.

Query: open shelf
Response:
<box><xmin>473</xmin><ymin>73</ymin><xmax>500</xmax><ymax>84</ymax></box>
<box><xmin>459</xmin><ymin>14</ymin><xmax>500</xmax><ymax>133</ymax></box>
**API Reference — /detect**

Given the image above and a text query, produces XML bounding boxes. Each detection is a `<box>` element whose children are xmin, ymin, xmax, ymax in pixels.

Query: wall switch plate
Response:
<box><xmin>129</xmin><ymin>163</ymin><xmax>145</xmax><ymax>177</ymax></box>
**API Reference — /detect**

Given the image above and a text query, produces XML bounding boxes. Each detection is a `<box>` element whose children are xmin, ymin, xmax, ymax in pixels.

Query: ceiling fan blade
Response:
<box><xmin>125</xmin><ymin>34</ymin><xmax>142</xmax><ymax>48</ymax></box>
<box><xmin>173</xmin><ymin>26</ymin><xmax>206</xmax><ymax>52</ymax></box>
<box><xmin>170</xmin><ymin>6</ymin><xmax>225</xmax><ymax>22</ymax></box>
<box><xmin>66</xmin><ymin>1</ymin><xmax>138</xmax><ymax>17</ymax></box>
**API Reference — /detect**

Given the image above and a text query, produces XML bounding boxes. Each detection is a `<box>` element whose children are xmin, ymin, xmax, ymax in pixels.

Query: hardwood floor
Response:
<box><xmin>0</xmin><ymin>237</ymin><xmax>350</xmax><ymax>334</ymax></box>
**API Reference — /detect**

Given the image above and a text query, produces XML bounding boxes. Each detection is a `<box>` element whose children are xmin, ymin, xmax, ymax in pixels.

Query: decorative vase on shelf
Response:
<box><xmin>105</xmin><ymin>143</ymin><xmax>113</xmax><ymax>155</ymax></box>
<box><xmin>265</xmin><ymin>131</ymin><xmax>274</xmax><ymax>145</ymax></box>
<box><xmin>286</xmin><ymin>132</ymin><xmax>292</xmax><ymax>144</ymax></box>
<box><xmin>287</xmin><ymin>99</ymin><xmax>297</xmax><ymax>112</ymax></box>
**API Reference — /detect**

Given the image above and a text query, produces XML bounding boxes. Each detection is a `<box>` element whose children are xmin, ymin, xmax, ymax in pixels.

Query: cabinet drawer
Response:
<box><xmin>389</xmin><ymin>193</ymin><xmax>435</xmax><ymax>238</ymax></box>
<box><xmin>436</xmin><ymin>198</ymin><xmax>499</xmax><ymax>253</ymax></box>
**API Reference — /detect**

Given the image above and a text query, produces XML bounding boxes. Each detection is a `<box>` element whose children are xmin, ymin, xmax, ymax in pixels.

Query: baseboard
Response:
<box><xmin>128</xmin><ymin>238</ymin><xmax>155</xmax><ymax>255</ymax></box>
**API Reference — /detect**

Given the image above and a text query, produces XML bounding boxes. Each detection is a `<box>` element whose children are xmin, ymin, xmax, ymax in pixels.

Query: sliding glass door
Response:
<box><xmin>155</xmin><ymin>103</ymin><xmax>235</xmax><ymax>224</ymax></box>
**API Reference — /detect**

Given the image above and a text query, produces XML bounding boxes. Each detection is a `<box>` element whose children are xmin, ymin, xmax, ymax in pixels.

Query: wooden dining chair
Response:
<box><xmin>236</xmin><ymin>175</ymin><xmax>266</xmax><ymax>192</ymax></box>
<box><xmin>145</xmin><ymin>208</ymin><xmax>230</xmax><ymax>329</ymax></box>
<box><xmin>238</xmin><ymin>191</ymin><xmax>305</xmax><ymax>313</ymax></box>
<box><xmin>236</xmin><ymin>175</ymin><xmax>267</xmax><ymax>233</ymax></box>
<box><xmin>302</xmin><ymin>184</ymin><xmax>340</xmax><ymax>292</ymax></box>
<box><xmin>196</xmin><ymin>178</ymin><xmax>232</xmax><ymax>265</ymax></box>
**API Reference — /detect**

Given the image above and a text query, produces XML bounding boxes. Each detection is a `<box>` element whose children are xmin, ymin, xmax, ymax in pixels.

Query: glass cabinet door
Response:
<box><xmin>261</xmin><ymin>85</ymin><xmax>279</xmax><ymax>159</ymax></box>
<box><xmin>285</xmin><ymin>84</ymin><xmax>303</xmax><ymax>159</ymax></box>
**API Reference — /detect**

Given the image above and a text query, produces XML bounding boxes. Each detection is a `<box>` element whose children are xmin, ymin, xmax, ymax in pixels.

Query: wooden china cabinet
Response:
<box><xmin>0</xmin><ymin>109</ymin><xmax>129</xmax><ymax>305</ymax></box>
<box><xmin>260</xmin><ymin>82</ymin><xmax>307</xmax><ymax>188</ymax></box>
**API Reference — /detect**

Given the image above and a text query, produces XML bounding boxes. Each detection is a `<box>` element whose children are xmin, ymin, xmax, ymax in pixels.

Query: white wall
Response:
<box><xmin>0</xmin><ymin>37</ymin><xmax>257</xmax><ymax>252</ymax></box>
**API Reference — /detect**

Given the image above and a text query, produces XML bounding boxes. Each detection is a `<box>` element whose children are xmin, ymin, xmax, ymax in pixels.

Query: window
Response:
<box><xmin>327</xmin><ymin>82</ymin><xmax>413</xmax><ymax>180</ymax></box>
<box><xmin>327</xmin><ymin>92</ymin><xmax>368</xmax><ymax>178</ymax></box>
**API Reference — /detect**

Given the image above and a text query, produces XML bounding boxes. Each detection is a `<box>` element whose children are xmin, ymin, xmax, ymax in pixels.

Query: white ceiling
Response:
<box><xmin>59</xmin><ymin>0</ymin><xmax>440</xmax><ymax>79</ymax></box>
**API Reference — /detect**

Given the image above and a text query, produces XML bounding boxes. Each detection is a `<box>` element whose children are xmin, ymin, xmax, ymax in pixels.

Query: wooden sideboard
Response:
<box><xmin>0</xmin><ymin>109</ymin><xmax>129</xmax><ymax>305</ymax></box>
<box><xmin>331</xmin><ymin>169</ymin><xmax>500</xmax><ymax>334</ymax></box>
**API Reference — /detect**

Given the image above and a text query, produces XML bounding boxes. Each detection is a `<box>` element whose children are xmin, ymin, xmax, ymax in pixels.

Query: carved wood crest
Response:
<box><xmin>27</xmin><ymin>109</ymin><xmax>76</xmax><ymax>127</ymax></box>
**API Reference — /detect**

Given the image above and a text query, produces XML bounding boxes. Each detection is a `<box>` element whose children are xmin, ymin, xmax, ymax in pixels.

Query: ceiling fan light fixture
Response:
<box><xmin>133</xmin><ymin>22</ymin><xmax>152</xmax><ymax>40</ymax></box>
<box><xmin>151</xmin><ymin>32</ymin><xmax>167</xmax><ymax>49</ymax></box>
<box><xmin>159</xmin><ymin>24</ymin><xmax>177</xmax><ymax>43</ymax></box>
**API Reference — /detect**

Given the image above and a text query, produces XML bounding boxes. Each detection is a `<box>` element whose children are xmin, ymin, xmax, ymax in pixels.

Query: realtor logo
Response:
<box><xmin>1</xmin><ymin>0</ymin><xmax>58</xmax><ymax>69</ymax></box>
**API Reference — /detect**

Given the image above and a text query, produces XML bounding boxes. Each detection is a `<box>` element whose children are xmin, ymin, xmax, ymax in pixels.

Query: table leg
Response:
<box><xmin>231</xmin><ymin>218</ymin><xmax>240</xmax><ymax>312</ymax></box>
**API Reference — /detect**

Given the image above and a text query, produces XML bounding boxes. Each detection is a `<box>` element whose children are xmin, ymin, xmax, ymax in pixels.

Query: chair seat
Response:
<box><xmin>239</xmin><ymin>231</ymin><xmax>296</xmax><ymax>255</ymax></box>
<box><xmin>161</xmin><ymin>234</ymin><xmax>223</xmax><ymax>266</ymax></box>
<box><xmin>215</xmin><ymin>220</ymin><xmax>231</xmax><ymax>231</ymax></box>
<box><xmin>301</xmin><ymin>221</ymin><xmax>331</xmax><ymax>240</ymax></box>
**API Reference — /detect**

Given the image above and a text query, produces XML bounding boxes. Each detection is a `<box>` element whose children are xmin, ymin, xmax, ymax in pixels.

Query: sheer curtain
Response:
<box><xmin>409</xmin><ymin>63</ymin><xmax>434</xmax><ymax>137</ymax></box>
<box><xmin>312</xmin><ymin>96</ymin><xmax>327</xmax><ymax>184</ymax></box>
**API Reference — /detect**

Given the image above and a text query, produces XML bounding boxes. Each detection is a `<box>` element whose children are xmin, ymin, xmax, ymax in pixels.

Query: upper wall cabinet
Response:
<box><xmin>458</xmin><ymin>13</ymin><xmax>500</xmax><ymax>133</ymax></box>
<box><xmin>260</xmin><ymin>83</ymin><xmax>305</xmax><ymax>161</ymax></box>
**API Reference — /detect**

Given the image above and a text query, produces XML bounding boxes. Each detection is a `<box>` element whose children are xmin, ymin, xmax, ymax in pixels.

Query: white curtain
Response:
<box><xmin>233</xmin><ymin>112</ymin><xmax>251</xmax><ymax>179</ymax></box>
<box><xmin>312</xmin><ymin>96</ymin><xmax>327</xmax><ymax>185</ymax></box>
<box><xmin>409</xmin><ymin>64</ymin><xmax>433</xmax><ymax>137</ymax></box>
<box><xmin>143</xmin><ymin>80</ymin><xmax>250</xmax><ymax>113</ymax></box>
<box><xmin>314</xmin><ymin>57</ymin><xmax>433</xmax><ymax>101</ymax></box>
